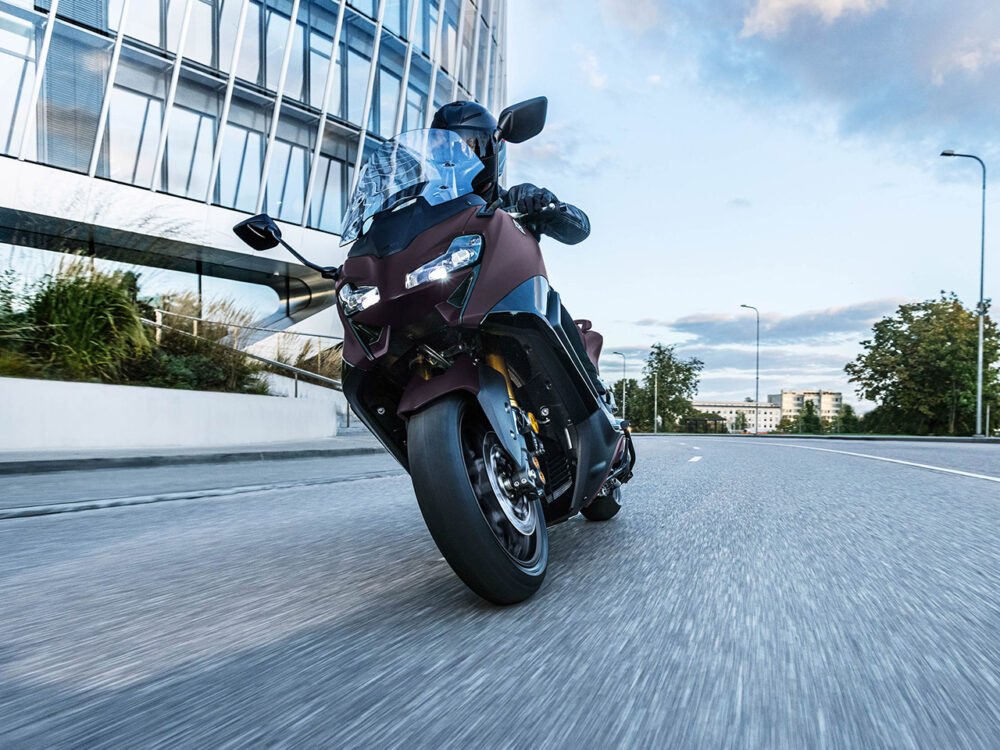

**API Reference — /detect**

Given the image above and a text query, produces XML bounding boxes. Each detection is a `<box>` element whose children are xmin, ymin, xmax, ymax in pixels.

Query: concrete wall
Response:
<box><xmin>0</xmin><ymin>377</ymin><xmax>338</xmax><ymax>452</ymax></box>
<box><xmin>263</xmin><ymin>373</ymin><xmax>345</xmax><ymax>410</ymax></box>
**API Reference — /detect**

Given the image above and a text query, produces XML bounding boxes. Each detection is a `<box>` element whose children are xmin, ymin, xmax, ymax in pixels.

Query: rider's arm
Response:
<box><xmin>502</xmin><ymin>183</ymin><xmax>592</xmax><ymax>246</ymax></box>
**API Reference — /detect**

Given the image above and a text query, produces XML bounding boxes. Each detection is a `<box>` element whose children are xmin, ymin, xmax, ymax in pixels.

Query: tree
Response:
<box><xmin>835</xmin><ymin>404</ymin><xmax>861</xmax><ymax>433</ymax></box>
<box><xmin>642</xmin><ymin>343</ymin><xmax>703</xmax><ymax>432</ymax></box>
<box><xmin>608</xmin><ymin>377</ymin><xmax>642</xmax><ymax>423</ymax></box>
<box><xmin>799</xmin><ymin>400</ymin><xmax>822</xmax><ymax>433</ymax></box>
<box><xmin>845</xmin><ymin>293</ymin><xmax>999</xmax><ymax>435</ymax></box>
<box><xmin>608</xmin><ymin>343</ymin><xmax>704</xmax><ymax>432</ymax></box>
<box><xmin>776</xmin><ymin>416</ymin><xmax>797</xmax><ymax>433</ymax></box>
<box><xmin>734</xmin><ymin>412</ymin><xmax>749</xmax><ymax>431</ymax></box>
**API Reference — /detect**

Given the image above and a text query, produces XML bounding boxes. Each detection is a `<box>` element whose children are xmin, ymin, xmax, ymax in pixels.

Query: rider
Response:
<box><xmin>430</xmin><ymin>100</ymin><xmax>606</xmax><ymax>396</ymax></box>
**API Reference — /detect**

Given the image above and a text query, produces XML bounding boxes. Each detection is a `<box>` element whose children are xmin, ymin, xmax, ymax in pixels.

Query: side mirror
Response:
<box><xmin>496</xmin><ymin>96</ymin><xmax>547</xmax><ymax>144</ymax></box>
<box><xmin>233</xmin><ymin>213</ymin><xmax>282</xmax><ymax>251</ymax></box>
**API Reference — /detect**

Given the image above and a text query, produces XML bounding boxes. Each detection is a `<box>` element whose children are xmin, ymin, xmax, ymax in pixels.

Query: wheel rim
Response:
<box><xmin>463</xmin><ymin>422</ymin><xmax>542</xmax><ymax>567</ymax></box>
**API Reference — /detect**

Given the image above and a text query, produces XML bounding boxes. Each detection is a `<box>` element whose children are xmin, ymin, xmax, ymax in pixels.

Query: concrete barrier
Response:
<box><xmin>0</xmin><ymin>377</ymin><xmax>339</xmax><ymax>452</ymax></box>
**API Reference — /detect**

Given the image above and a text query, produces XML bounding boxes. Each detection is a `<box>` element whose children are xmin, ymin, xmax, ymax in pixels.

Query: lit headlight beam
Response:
<box><xmin>405</xmin><ymin>235</ymin><xmax>482</xmax><ymax>290</ymax></box>
<box><xmin>339</xmin><ymin>284</ymin><xmax>381</xmax><ymax>316</ymax></box>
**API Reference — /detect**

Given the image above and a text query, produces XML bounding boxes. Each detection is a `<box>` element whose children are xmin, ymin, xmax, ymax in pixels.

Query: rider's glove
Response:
<box><xmin>509</xmin><ymin>183</ymin><xmax>558</xmax><ymax>217</ymax></box>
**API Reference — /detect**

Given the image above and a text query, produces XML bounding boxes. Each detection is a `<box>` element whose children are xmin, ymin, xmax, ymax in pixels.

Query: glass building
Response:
<box><xmin>0</xmin><ymin>0</ymin><xmax>507</xmax><ymax>327</ymax></box>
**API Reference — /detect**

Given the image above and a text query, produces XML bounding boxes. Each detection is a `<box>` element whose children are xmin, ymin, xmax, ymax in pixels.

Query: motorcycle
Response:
<box><xmin>233</xmin><ymin>96</ymin><xmax>635</xmax><ymax>604</ymax></box>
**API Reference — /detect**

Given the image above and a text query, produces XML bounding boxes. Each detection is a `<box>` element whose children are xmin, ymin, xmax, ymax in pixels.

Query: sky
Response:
<box><xmin>502</xmin><ymin>0</ymin><xmax>1000</xmax><ymax>409</ymax></box>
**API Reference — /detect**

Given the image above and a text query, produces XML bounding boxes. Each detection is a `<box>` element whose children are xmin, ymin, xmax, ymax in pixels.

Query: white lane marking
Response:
<box><xmin>772</xmin><ymin>443</ymin><xmax>1000</xmax><ymax>484</ymax></box>
<box><xmin>693</xmin><ymin>446</ymin><xmax>701</xmax><ymax>450</ymax></box>
<box><xmin>689</xmin><ymin>456</ymin><xmax>703</xmax><ymax>462</ymax></box>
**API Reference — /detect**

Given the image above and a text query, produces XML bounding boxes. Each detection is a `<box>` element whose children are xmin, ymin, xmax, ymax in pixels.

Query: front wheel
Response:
<box><xmin>408</xmin><ymin>394</ymin><xmax>548</xmax><ymax>604</ymax></box>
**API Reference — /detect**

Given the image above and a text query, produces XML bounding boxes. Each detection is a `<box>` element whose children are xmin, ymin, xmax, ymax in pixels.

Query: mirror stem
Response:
<box><xmin>276</xmin><ymin>237</ymin><xmax>340</xmax><ymax>281</ymax></box>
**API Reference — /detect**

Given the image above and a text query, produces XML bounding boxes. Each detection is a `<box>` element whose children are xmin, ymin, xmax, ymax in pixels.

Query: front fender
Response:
<box><xmin>397</xmin><ymin>355</ymin><xmax>527</xmax><ymax>461</ymax></box>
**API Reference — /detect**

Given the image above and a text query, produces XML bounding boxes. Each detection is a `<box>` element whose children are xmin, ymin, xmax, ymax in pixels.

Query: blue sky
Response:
<box><xmin>503</xmin><ymin>0</ymin><xmax>1000</xmax><ymax>408</ymax></box>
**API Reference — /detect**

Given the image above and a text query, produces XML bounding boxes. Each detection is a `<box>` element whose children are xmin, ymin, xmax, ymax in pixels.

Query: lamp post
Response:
<box><xmin>740</xmin><ymin>304</ymin><xmax>760</xmax><ymax>435</ymax></box>
<box><xmin>941</xmin><ymin>150</ymin><xmax>987</xmax><ymax>436</ymax></box>
<box><xmin>612</xmin><ymin>350</ymin><xmax>627</xmax><ymax>420</ymax></box>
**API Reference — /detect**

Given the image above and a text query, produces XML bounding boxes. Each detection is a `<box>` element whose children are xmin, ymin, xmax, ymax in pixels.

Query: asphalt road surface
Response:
<box><xmin>2</xmin><ymin>437</ymin><xmax>999</xmax><ymax>749</ymax></box>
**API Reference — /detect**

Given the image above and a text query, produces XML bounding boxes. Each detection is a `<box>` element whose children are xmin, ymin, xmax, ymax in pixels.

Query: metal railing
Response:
<box><xmin>152</xmin><ymin>308</ymin><xmax>343</xmax><ymax>375</ymax></box>
<box><xmin>141</xmin><ymin>318</ymin><xmax>342</xmax><ymax>394</ymax></box>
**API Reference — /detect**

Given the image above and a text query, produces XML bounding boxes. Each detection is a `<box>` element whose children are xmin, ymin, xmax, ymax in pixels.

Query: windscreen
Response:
<box><xmin>340</xmin><ymin>129</ymin><xmax>485</xmax><ymax>245</ymax></box>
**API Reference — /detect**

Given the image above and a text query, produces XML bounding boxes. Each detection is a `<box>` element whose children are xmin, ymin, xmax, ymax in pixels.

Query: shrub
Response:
<box><xmin>25</xmin><ymin>265</ymin><xmax>149</xmax><ymax>381</ymax></box>
<box><xmin>0</xmin><ymin>349</ymin><xmax>42</xmax><ymax>378</ymax></box>
<box><xmin>149</xmin><ymin>293</ymin><xmax>269</xmax><ymax>393</ymax></box>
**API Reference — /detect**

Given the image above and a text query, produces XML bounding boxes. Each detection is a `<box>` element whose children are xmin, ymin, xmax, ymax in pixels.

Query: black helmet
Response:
<box><xmin>431</xmin><ymin>100</ymin><xmax>505</xmax><ymax>198</ymax></box>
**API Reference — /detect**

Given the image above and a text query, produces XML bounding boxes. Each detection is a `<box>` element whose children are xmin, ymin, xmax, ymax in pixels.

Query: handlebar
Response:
<box><xmin>507</xmin><ymin>202</ymin><xmax>560</xmax><ymax>220</ymax></box>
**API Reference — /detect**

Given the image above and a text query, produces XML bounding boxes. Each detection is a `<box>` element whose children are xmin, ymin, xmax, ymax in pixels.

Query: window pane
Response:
<box><xmin>218</xmin><ymin>91</ymin><xmax>269</xmax><ymax>210</ymax></box>
<box><xmin>439</xmin><ymin>0</ymin><xmax>459</xmax><ymax>73</ymax></box>
<box><xmin>218</xmin><ymin>0</ymin><xmax>245</xmax><ymax>74</ymax></box>
<box><xmin>168</xmin><ymin>0</ymin><xmax>214</xmax><ymax>65</ymax></box>
<box><xmin>103</xmin><ymin>87</ymin><xmax>163</xmax><ymax>185</ymax></box>
<box><xmin>413</xmin><ymin>0</ymin><xmax>435</xmax><ymax>54</ymax></box>
<box><xmin>219</xmin><ymin>124</ymin><xmax>262</xmax><ymax>211</ymax></box>
<box><xmin>349</xmin><ymin>0</ymin><xmax>376</xmax><ymax>19</ymax></box>
<box><xmin>265</xmin><ymin>113</ymin><xmax>314</xmax><ymax>222</ymax></box>
<box><xmin>433</xmin><ymin>69</ymin><xmax>451</xmax><ymax>110</ymax></box>
<box><xmin>123</xmin><ymin>0</ymin><xmax>160</xmax><ymax>46</ymax></box>
<box><xmin>97</xmin><ymin>46</ymin><xmax>169</xmax><ymax>185</ymax></box>
<box><xmin>165</xmin><ymin>106</ymin><xmax>216</xmax><ymax>199</ymax></box>
<box><xmin>308</xmin><ymin>29</ymin><xmax>333</xmax><ymax>108</ymax></box>
<box><xmin>347</xmin><ymin>48</ymin><xmax>368</xmax><ymax>125</ymax></box>
<box><xmin>35</xmin><ymin>21</ymin><xmax>113</xmax><ymax>173</ymax></box>
<box><xmin>475</xmin><ymin>17</ymin><xmax>487</xmax><ymax>100</ymax></box>
<box><xmin>265</xmin><ymin>139</ymin><xmax>308</xmax><ymax>222</ymax></box>
<box><xmin>404</xmin><ymin>81</ymin><xmax>426</xmax><ymax>131</ymax></box>
<box><xmin>383</xmin><ymin>0</ymin><xmax>407</xmax><ymax>38</ymax></box>
<box><xmin>378</xmin><ymin>68</ymin><xmax>400</xmax><ymax>137</ymax></box>
<box><xmin>234</xmin><ymin>0</ymin><xmax>261</xmax><ymax>83</ymax></box>
<box><xmin>264</xmin><ymin>8</ymin><xmax>306</xmax><ymax>99</ymax></box>
<box><xmin>344</xmin><ymin>10</ymin><xmax>375</xmax><ymax>126</ymax></box>
<box><xmin>0</xmin><ymin>7</ymin><xmax>41</xmax><ymax>158</ymax></box>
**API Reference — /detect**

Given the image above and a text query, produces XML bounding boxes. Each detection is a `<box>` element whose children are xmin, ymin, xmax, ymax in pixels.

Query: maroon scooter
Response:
<box><xmin>234</xmin><ymin>98</ymin><xmax>635</xmax><ymax>604</ymax></box>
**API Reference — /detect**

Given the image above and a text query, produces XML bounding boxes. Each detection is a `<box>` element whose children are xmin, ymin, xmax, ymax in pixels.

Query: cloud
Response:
<box><xmin>727</xmin><ymin>197</ymin><xmax>752</xmax><ymax>208</ymax></box>
<box><xmin>509</xmin><ymin>121</ymin><xmax>613</xmax><ymax>179</ymax></box>
<box><xmin>576</xmin><ymin>47</ymin><xmax>607</xmax><ymax>89</ymax></box>
<box><xmin>741</xmin><ymin>0</ymin><xmax>886</xmax><ymax>38</ymax></box>
<box><xmin>607</xmin><ymin>1</ymin><xmax>1000</xmax><ymax>159</ymax></box>
<box><xmin>598</xmin><ymin>0</ymin><xmax>662</xmax><ymax>33</ymax></box>
<box><xmin>634</xmin><ymin>297</ymin><xmax>905</xmax><ymax>345</ymax></box>
<box><xmin>675</xmin><ymin>345</ymin><xmax>848</xmax><ymax>371</ymax></box>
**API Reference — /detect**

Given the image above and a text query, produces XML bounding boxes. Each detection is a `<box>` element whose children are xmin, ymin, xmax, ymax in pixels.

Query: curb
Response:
<box><xmin>0</xmin><ymin>469</ymin><xmax>406</xmax><ymax>520</ymax></box>
<box><xmin>0</xmin><ymin>445</ymin><xmax>388</xmax><ymax>476</ymax></box>
<box><xmin>631</xmin><ymin>433</ymin><xmax>999</xmax><ymax>444</ymax></box>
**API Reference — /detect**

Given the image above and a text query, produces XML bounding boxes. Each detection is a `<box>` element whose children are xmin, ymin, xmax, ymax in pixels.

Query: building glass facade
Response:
<box><xmin>0</xmin><ymin>0</ymin><xmax>507</xmax><ymax>236</ymax></box>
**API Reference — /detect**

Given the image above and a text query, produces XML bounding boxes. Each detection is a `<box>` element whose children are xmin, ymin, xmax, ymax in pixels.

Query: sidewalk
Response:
<box><xmin>0</xmin><ymin>427</ymin><xmax>386</xmax><ymax>476</ymax></box>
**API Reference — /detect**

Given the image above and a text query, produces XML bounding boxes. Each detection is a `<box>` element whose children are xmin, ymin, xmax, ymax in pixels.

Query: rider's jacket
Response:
<box><xmin>500</xmin><ymin>183</ymin><xmax>591</xmax><ymax>245</ymax></box>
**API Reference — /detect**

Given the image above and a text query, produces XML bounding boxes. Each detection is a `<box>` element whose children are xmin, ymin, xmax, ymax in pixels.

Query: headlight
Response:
<box><xmin>404</xmin><ymin>235</ymin><xmax>482</xmax><ymax>290</ymax></box>
<box><xmin>338</xmin><ymin>284</ymin><xmax>380</xmax><ymax>316</ymax></box>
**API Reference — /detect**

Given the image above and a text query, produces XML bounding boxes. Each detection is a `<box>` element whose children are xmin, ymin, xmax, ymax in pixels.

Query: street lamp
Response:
<box><xmin>612</xmin><ymin>351</ymin><xmax>627</xmax><ymax>420</ymax></box>
<box><xmin>740</xmin><ymin>304</ymin><xmax>760</xmax><ymax>435</ymax></box>
<box><xmin>941</xmin><ymin>149</ymin><xmax>987</xmax><ymax>436</ymax></box>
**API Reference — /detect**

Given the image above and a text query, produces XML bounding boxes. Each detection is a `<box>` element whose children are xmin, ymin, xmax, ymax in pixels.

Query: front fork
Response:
<box><xmin>484</xmin><ymin>347</ymin><xmax>547</xmax><ymax>498</ymax></box>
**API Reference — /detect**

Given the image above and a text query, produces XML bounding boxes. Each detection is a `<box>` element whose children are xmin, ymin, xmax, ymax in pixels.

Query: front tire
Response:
<box><xmin>408</xmin><ymin>394</ymin><xmax>548</xmax><ymax>604</ymax></box>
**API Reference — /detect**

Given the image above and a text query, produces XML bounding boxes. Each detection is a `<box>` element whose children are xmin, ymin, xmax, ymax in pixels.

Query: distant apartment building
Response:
<box><xmin>767</xmin><ymin>390</ymin><xmax>843</xmax><ymax>421</ymax></box>
<box><xmin>690</xmin><ymin>401</ymin><xmax>781</xmax><ymax>433</ymax></box>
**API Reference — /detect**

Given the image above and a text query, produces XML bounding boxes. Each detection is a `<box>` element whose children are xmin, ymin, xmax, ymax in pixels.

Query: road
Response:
<box><xmin>2</xmin><ymin>437</ymin><xmax>999</xmax><ymax>749</ymax></box>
